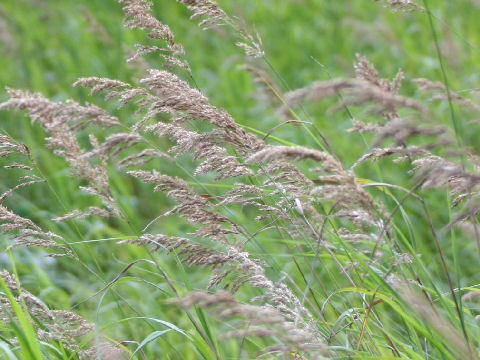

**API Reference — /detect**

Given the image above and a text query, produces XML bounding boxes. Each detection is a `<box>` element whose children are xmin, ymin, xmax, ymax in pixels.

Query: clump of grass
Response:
<box><xmin>1</xmin><ymin>0</ymin><xmax>480</xmax><ymax>359</ymax></box>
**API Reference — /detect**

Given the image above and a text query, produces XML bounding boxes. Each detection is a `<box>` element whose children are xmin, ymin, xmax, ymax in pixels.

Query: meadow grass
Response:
<box><xmin>1</xmin><ymin>0</ymin><xmax>480</xmax><ymax>359</ymax></box>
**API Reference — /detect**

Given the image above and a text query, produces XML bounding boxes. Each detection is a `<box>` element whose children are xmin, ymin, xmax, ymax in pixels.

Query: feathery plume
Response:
<box><xmin>374</xmin><ymin>0</ymin><xmax>425</xmax><ymax>12</ymax></box>
<box><xmin>170</xmin><ymin>290</ymin><xmax>326</xmax><ymax>358</ymax></box>
<box><xmin>0</xmin><ymin>88</ymin><xmax>123</xmax><ymax>219</ymax></box>
<box><xmin>119</xmin><ymin>0</ymin><xmax>188</xmax><ymax>67</ymax></box>
<box><xmin>0</xmin><ymin>271</ymin><xmax>94</xmax><ymax>357</ymax></box>
<box><xmin>247</xmin><ymin>145</ymin><xmax>343</xmax><ymax>173</ymax></box>
<box><xmin>0</xmin><ymin>134</ymin><xmax>72</xmax><ymax>256</ymax></box>
<box><xmin>414</xmin><ymin>77</ymin><xmax>480</xmax><ymax>113</ymax></box>
<box><xmin>281</xmin><ymin>78</ymin><xmax>425</xmax><ymax>117</ymax></box>
<box><xmin>177</xmin><ymin>0</ymin><xmax>264</xmax><ymax>58</ymax></box>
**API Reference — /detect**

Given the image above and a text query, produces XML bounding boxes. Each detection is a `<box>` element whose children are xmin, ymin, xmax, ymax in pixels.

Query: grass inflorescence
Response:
<box><xmin>1</xmin><ymin>0</ymin><xmax>480</xmax><ymax>359</ymax></box>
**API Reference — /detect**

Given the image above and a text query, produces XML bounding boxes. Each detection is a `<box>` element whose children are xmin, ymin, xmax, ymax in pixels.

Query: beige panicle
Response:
<box><xmin>0</xmin><ymin>271</ymin><xmax>128</xmax><ymax>359</ymax></box>
<box><xmin>352</xmin><ymin>145</ymin><xmax>428</xmax><ymax>168</ymax></box>
<box><xmin>280</xmin><ymin>78</ymin><xmax>425</xmax><ymax>118</ymax></box>
<box><xmin>118</xmin><ymin>0</ymin><xmax>190</xmax><ymax>70</ymax></box>
<box><xmin>354</xmin><ymin>53</ymin><xmax>405</xmax><ymax>120</ymax></box>
<box><xmin>373</xmin><ymin>117</ymin><xmax>448</xmax><ymax>148</ymax></box>
<box><xmin>347</xmin><ymin>118</ymin><xmax>381</xmax><ymax>133</ymax></box>
<box><xmin>147</xmin><ymin>122</ymin><xmax>254</xmax><ymax>179</ymax></box>
<box><xmin>0</xmin><ymin>88</ymin><xmax>123</xmax><ymax>220</ymax></box>
<box><xmin>0</xmin><ymin>271</ymin><xmax>95</xmax><ymax>358</ymax></box>
<box><xmin>414</xmin><ymin>77</ymin><xmax>480</xmax><ymax>113</ymax></box>
<box><xmin>75</xmin><ymin>71</ymin><xmax>263</xmax><ymax>157</ymax></box>
<box><xmin>128</xmin><ymin>170</ymin><xmax>245</xmax><ymax>238</ymax></box>
<box><xmin>0</xmin><ymin>134</ymin><xmax>72</xmax><ymax>256</ymax></box>
<box><xmin>177</xmin><ymin>0</ymin><xmax>264</xmax><ymax>58</ymax></box>
<box><xmin>374</xmin><ymin>0</ymin><xmax>425</xmax><ymax>12</ymax></box>
<box><xmin>410</xmin><ymin>155</ymin><xmax>480</xmax><ymax>228</ymax></box>
<box><xmin>247</xmin><ymin>145</ymin><xmax>343</xmax><ymax>172</ymax></box>
<box><xmin>170</xmin><ymin>291</ymin><xmax>326</xmax><ymax>359</ymax></box>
